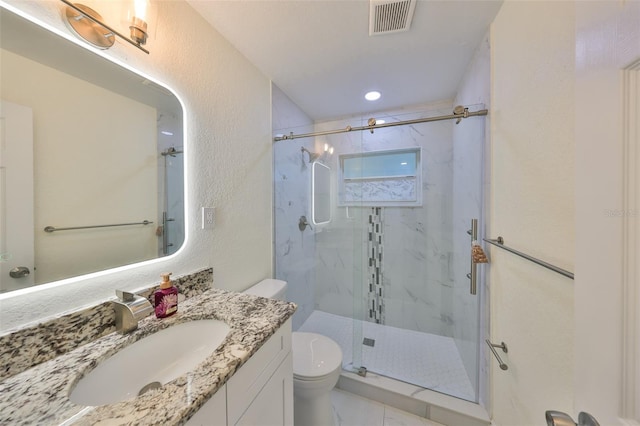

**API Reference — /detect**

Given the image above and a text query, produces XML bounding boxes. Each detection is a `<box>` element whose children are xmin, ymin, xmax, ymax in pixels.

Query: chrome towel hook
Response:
<box><xmin>486</xmin><ymin>339</ymin><xmax>509</xmax><ymax>370</ymax></box>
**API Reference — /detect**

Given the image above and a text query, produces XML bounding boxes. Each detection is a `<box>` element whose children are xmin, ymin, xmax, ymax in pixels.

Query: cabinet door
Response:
<box><xmin>235</xmin><ymin>352</ymin><xmax>293</xmax><ymax>426</ymax></box>
<box><xmin>227</xmin><ymin>319</ymin><xmax>292</xmax><ymax>424</ymax></box>
<box><xmin>185</xmin><ymin>384</ymin><xmax>227</xmax><ymax>426</ymax></box>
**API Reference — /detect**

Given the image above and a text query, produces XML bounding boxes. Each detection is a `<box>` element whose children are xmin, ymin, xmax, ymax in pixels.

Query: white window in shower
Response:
<box><xmin>338</xmin><ymin>147</ymin><xmax>422</xmax><ymax>206</ymax></box>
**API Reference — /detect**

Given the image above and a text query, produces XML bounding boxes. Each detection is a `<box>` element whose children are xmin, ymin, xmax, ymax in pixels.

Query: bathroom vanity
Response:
<box><xmin>187</xmin><ymin>320</ymin><xmax>293</xmax><ymax>425</ymax></box>
<box><xmin>0</xmin><ymin>278</ymin><xmax>296</xmax><ymax>425</ymax></box>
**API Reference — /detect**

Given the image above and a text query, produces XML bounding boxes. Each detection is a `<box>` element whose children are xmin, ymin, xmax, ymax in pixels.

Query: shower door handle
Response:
<box><xmin>467</xmin><ymin>219</ymin><xmax>478</xmax><ymax>295</ymax></box>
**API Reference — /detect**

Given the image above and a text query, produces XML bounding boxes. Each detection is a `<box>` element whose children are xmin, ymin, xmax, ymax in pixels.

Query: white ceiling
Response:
<box><xmin>187</xmin><ymin>0</ymin><xmax>503</xmax><ymax>121</ymax></box>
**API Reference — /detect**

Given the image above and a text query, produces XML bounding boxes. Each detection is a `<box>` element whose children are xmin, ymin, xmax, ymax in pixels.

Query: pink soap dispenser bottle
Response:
<box><xmin>154</xmin><ymin>272</ymin><xmax>178</xmax><ymax>318</ymax></box>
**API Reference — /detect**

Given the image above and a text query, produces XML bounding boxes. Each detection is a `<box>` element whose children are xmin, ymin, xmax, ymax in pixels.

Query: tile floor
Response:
<box><xmin>299</xmin><ymin>310</ymin><xmax>475</xmax><ymax>401</ymax></box>
<box><xmin>330</xmin><ymin>388</ymin><xmax>443</xmax><ymax>426</ymax></box>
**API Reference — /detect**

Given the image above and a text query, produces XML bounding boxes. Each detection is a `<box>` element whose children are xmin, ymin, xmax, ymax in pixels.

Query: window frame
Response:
<box><xmin>337</xmin><ymin>147</ymin><xmax>422</xmax><ymax>207</ymax></box>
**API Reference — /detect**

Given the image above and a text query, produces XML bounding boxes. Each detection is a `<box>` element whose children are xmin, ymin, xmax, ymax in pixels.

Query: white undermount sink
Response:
<box><xmin>69</xmin><ymin>319</ymin><xmax>231</xmax><ymax>406</ymax></box>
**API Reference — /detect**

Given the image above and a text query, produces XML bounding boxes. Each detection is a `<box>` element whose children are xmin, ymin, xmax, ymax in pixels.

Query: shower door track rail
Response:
<box><xmin>273</xmin><ymin>107</ymin><xmax>488</xmax><ymax>141</ymax></box>
<box><xmin>483</xmin><ymin>237</ymin><xmax>574</xmax><ymax>279</ymax></box>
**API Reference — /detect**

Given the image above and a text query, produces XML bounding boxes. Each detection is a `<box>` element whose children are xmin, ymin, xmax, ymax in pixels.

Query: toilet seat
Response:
<box><xmin>292</xmin><ymin>332</ymin><xmax>342</xmax><ymax>380</ymax></box>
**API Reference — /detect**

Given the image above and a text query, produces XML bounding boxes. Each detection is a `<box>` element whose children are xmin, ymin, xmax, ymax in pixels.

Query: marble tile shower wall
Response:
<box><xmin>313</xmin><ymin>105</ymin><xmax>456</xmax><ymax>337</ymax></box>
<box><xmin>272</xmin><ymin>85</ymin><xmax>317</xmax><ymax>330</ymax></box>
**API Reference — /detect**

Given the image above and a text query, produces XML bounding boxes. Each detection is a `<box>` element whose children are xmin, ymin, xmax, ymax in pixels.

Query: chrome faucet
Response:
<box><xmin>112</xmin><ymin>290</ymin><xmax>154</xmax><ymax>334</ymax></box>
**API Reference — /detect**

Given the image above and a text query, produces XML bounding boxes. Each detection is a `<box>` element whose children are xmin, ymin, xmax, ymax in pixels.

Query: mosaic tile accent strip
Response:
<box><xmin>367</xmin><ymin>207</ymin><xmax>385</xmax><ymax>324</ymax></box>
<box><xmin>0</xmin><ymin>268</ymin><xmax>213</xmax><ymax>381</ymax></box>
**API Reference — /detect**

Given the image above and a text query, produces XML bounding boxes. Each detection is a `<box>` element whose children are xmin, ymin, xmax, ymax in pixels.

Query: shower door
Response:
<box><xmin>342</xmin><ymin>106</ymin><xmax>485</xmax><ymax>403</ymax></box>
<box><xmin>272</xmin><ymin>96</ymin><xmax>486</xmax><ymax>403</ymax></box>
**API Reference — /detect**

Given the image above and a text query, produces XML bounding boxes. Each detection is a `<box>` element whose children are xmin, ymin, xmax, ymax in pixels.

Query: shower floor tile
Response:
<box><xmin>299</xmin><ymin>310</ymin><xmax>476</xmax><ymax>402</ymax></box>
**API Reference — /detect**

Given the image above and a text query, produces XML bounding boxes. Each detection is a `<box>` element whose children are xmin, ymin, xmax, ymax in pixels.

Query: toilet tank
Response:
<box><xmin>243</xmin><ymin>279</ymin><xmax>287</xmax><ymax>300</ymax></box>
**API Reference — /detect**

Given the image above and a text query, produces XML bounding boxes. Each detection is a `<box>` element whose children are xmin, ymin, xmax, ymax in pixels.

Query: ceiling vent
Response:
<box><xmin>369</xmin><ymin>0</ymin><xmax>416</xmax><ymax>36</ymax></box>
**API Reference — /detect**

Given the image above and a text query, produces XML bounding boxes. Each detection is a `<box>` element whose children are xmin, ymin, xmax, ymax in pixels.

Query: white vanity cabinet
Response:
<box><xmin>232</xmin><ymin>351</ymin><xmax>292</xmax><ymax>425</ymax></box>
<box><xmin>184</xmin><ymin>383</ymin><xmax>227</xmax><ymax>425</ymax></box>
<box><xmin>186</xmin><ymin>319</ymin><xmax>293</xmax><ymax>426</ymax></box>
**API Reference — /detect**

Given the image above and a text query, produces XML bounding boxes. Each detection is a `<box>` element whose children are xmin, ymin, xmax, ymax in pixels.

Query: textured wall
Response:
<box><xmin>0</xmin><ymin>0</ymin><xmax>272</xmax><ymax>331</ymax></box>
<box><xmin>489</xmin><ymin>2</ymin><xmax>575</xmax><ymax>424</ymax></box>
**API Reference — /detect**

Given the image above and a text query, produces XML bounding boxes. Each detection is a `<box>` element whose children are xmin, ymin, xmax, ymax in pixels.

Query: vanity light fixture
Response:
<box><xmin>60</xmin><ymin>0</ymin><xmax>150</xmax><ymax>54</ymax></box>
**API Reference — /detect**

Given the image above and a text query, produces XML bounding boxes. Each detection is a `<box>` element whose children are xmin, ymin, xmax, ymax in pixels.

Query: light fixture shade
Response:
<box><xmin>133</xmin><ymin>0</ymin><xmax>149</xmax><ymax>20</ymax></box>
<box><xmin>129</xmin><ymin>0</ymin><xmax>150</xmax><ymax>45</ymax></box>
<box><xmin>129</xmin><ymin>16</ymin><xmax>148</xmax><ymax>45</ymax></box>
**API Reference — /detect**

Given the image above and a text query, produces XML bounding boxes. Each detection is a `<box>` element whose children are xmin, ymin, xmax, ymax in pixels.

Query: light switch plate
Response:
<box><xmin>202</xmin><ymin>207</ymin><xmax>215</xmax><ymax>229</ymax></box>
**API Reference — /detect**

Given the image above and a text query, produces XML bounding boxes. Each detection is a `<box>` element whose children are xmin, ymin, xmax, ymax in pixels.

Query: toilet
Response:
<box><xmin>244</xmin><ymin>279</ymin><xmax>343</xmax><ymax>426</ymax></box>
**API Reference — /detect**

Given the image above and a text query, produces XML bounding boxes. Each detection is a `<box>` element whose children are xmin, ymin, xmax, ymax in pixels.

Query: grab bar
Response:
<box><xmin>44</xmin><ymin>220</ymin><xmax>153</xmax><ymax>233</ymax></box>
<box><xmin>483</xmin><ymin>237</ymin><xmax>574</xmax><ymax>280</ymax></box>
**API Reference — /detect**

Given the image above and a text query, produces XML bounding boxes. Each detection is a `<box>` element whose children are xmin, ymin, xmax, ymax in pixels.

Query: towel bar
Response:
<box><xmin>44</xmin><ymin>220</ymin><xmax>153</xmax><ymax>233</ymax></box>
<box><xmin>483</xmin><ymin>237</ymin><xmax>574</xmax><ymax>279</ymax></box>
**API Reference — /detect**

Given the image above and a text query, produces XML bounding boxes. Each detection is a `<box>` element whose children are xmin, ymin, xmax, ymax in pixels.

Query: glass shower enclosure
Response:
<box><xmin>273</xmin><ymin>100</ymin><xmax>485</xmax><ymax>403</ymax></box>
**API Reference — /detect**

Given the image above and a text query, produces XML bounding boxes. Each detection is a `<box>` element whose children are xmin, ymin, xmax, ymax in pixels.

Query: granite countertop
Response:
<box><xmin>0</xmin><ymin>288</ymin><xmax>296</xmax><ymax>425</ymax></box>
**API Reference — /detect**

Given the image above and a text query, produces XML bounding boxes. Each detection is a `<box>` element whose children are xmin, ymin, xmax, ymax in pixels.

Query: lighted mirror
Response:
<box><xmin>312</xmin><ymin>162</ymin><xmax>331</xmax><ymax>225</ymax></box>
<box><xmin>0</xmin><ymin>7</ymin><xmax>185</xmax><ymax>294</ymax></box>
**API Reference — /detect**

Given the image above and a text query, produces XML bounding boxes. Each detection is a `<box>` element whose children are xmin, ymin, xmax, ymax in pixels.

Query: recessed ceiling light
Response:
<box><xmin>365</xmin><ymin>91</ymin><xmax>381</xmax><ymax>101</ymax></box>
<box><xmin>161</xmin><ymin>130</ymin><xmax>174</xmax><ymax>136</ymax></box>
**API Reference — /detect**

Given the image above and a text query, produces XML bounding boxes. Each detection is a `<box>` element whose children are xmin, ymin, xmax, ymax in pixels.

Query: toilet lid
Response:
<box><xmin>292</xmin><ymin>332</ymin><xmax>343</xmax><ymax>378</ymax></box>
